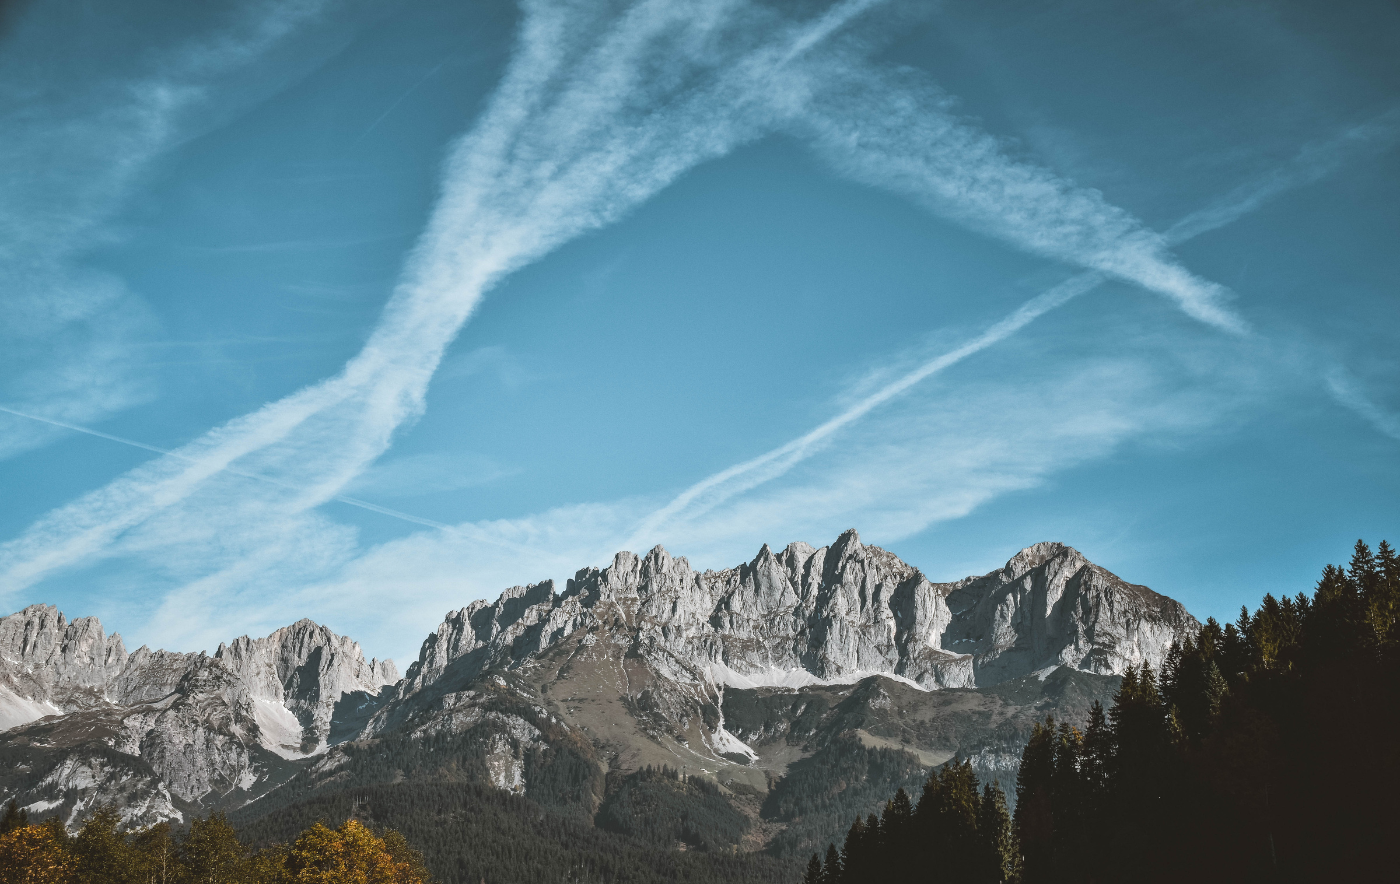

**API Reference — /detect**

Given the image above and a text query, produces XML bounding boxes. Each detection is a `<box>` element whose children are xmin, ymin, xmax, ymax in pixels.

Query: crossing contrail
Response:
<box><xmin>0</xmin><ymin>404</ymin><xmax>449</xmax><ymax>530</ymax></box>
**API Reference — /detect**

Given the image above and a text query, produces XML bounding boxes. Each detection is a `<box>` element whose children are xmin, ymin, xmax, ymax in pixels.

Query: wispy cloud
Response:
<box><xmin>792</xmin><ymin>61</ymin><xmax>1247</xmax><ymax>333</ymax></box>
<box><xmin>1326</xmin><ymin>367</ymin><xmax>1400</xmax><ymax>442</ymax></box>
<box><xmin>1164</xmin><ymin>107</ymin><xmax>1400</xmax><ymax>244</ymax></box>
<box><xmin>344</xmin><ymin>451</ymin><xmax>515</xmax><ymax>499</ymax></box>
<box><xmin>0</xmin><ymin>0</ymin><xmax>333</xmax><ymax>461</ymax></box>
<box><xmin>0</xmin><ymin>0</ymin><xmax>884</xmax><ymax>615</ymax></box>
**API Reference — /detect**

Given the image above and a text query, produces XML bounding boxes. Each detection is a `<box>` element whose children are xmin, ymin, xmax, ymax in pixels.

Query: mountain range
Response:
<box><xmin>0</xmin><ymin>530</ymin><xmax>1197</xmax><ymax>859</ymax></box>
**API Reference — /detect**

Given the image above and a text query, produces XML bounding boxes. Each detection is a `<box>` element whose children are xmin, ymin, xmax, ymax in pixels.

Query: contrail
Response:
<box><xmin>0</xmin><ymin>404</ymin><xmax>449</xmax><ymax>530</ymax></box>
<box><xmin>350</xmin><ymin>60</ymin><xmax>449</xmax><ymax>149</ymax></box>
<box><xmin>627</xmin><ymin>111</ymin><xmax>1400</xmax><ymax>544</ymax></box>
<box><xmin>0</xmin><ymin>0</ymin><xmax>886</xmax><ymax>596</ymax></box>
<box><xmin>623</xmin><ymin>272</ymin><xmax>1103</xmax><ymax>547</ymax></box>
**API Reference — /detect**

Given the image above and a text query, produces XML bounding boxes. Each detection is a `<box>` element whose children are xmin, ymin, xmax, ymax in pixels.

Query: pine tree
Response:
<box><xmin>1014</xmin><ymin>718</ymin><xmax>1057</xmax><ymax>883</ymax></box>
<box><xmin>1348</xmin><ymin>540</ymin><xmax>1379</xmax><ymax>593</ymax></box>
<box><xmin>840</xmin><ymin>815</ymin><xmax>865</xmax><ymax>879</ymax></box>
<box><xmin>0</xmin><ymin>800</ymin><xmax>28</xmax><ymax>835</ymax></box>
<box><xmin>1366</xmin><ymin>539</ymin><xmax>1400</xmax><ymax>643</ymax></box>
<box><xmin>1081</xmin><ymin>701</ymin><xmax>1112</xmax><ymax>803</ymax></box>
<box><xmin>72</xmin><ymin>809</ymin><xmax>139</xmax><ymax>884</ymax></box>
<box><xmin>975</xmin><ymin>783</ymin><xmax>1018</xmax><ymax>884</ymax></box>
<box><xmin>821</xmin><ymin>842</ymin><xmax>843</xmax><ymax>884</ymax></box>
<box><xmin>882</xmin><ymin>788</ymin><xmax>915</xmax><ymax>877</ymax></box>
<box><xmin>804</xmin><ymin>853</ymin><xmax>824</xmax><ymax>884</ymax></box>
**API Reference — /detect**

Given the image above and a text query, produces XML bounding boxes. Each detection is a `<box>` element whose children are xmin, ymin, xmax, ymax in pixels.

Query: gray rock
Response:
<box><xmin>392</xmin><ymin>531</ymin><xmax>1197</xmax><ymax>701</ymax></box>
<box><xmin>0</xmin><ymin>610</ymin><xmax>396</xmax><ymax>827</ymax></box>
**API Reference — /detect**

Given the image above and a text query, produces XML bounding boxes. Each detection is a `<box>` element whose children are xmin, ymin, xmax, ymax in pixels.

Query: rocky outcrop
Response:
<box><xmin>0</xmin><ymin>611</ymin><xmax>397</xmax><ymax>827</ymax></box>
<box><xmin>0</xmin><ymin>605</ymin><xmax>128</xmax><ymax>722</ymax></box>
<box><xmin>939</xmin><ymin>541</ymin><xmax>1199</xmax><ymax>683</ymax></box>
<box><xmin>392</xmin><ymin>531</ymin><xmax>1197</xmax><ymax>701</ymax></box>
<box><xmin>215</xmin><ymin>619</ymin><xmax>398</xmax><ymax>753</ymax></box>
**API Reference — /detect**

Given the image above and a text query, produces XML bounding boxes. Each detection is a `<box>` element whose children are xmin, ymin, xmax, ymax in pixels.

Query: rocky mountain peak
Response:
<box><xmin>391</xmin><ymin>532</ymin><xmax>1198</xmax><ymax>705</ymax></box>
<box><xmin>1001</xmin><ymin>541</ymin><xmax>1076</xmax><ymax>579</ymax></box>
<box><xmin>214</xmin><ymin>619</ymin><xmax>397</xmax><ymax>753</ymax></box>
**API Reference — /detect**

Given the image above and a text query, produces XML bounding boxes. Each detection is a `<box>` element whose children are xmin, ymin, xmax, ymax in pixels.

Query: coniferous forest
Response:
<box><xmin>811</xmin><ymin>538</ymin><xmax>1400</xmax><ymax>884</ymax></box>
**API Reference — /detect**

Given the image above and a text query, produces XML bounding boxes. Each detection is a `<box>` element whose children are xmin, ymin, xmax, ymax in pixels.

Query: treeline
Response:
<box><xmin>761</xmin><ymin>734</ymin><xmax>929</xmax><ymax>860</ymax></box>
<box><xmin>0</xmin><ymin>805</ymin><xmax>430</xmax><ymax>884</ymax></box>
<box><xmin>801</xmin><ymin>760</ymin><xmax>1016</xmax><ymax>884</ymax></box>
<box><xmin>595</xmin><ymin>765</ymin><xmax>751</xmax><ymax>851</ymax></box>
<box><xmin>810</xmin><ymin>538</ymin><xmax>1400</xmax><ymax>883</ymax></box>
<box><xmin>236</xmin><ymin>779</ymin><xmax>792</xmax><ymax>884</ymax></box>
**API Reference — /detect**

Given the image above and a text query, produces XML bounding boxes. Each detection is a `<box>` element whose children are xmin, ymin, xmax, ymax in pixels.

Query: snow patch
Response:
<box><xmin>704</xmin><ymin>660</ymin><xmax>931</xmax><ymax>693</ymax></box>
<box><xmin>22</xmin><ymin>798</ymin><xmax>61</xmax><ymax>815</ymax></box>
<box><xmin>1033</xmin><ymin>665</ymin><xmax>1061</xmax><ymax>682</ymax></box>
<box><xmin>253</xmin><ymin>699</ymin><xmax>313</xmax><ymax>759</ymax></box>
<box><xmin>709</xmin><ymin>724</ymin><xmax>758</xmax><ymax>762</ymax></box>
<box><xmin>0</xmin><ymin>684</ymin><xmax>62</xmax><ymax>732</ymax></box>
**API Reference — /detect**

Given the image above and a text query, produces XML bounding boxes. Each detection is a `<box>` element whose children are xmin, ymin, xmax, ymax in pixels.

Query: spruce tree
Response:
<box><xmin>0</xmin><ymin>800</ymin><xmax>28</xmax><ymax>835</ymax></box>
<box><xmin>804</xmin><ymin>853</ymin><xmax>824</xmax><ymax>884</ymax></box>
<box><xmin>821</xmin><ymin>842</ymin><xmax>843</xmax><ymax>884</ymax></box>
<box><xmin>975</xmin><ymin>783</ymin><xmax>1018</xmax><ymax>884</ymax></box>
<box><xmin>1014</xmin><ymin>718</ymin><xmax>1057</xmax><ymax>883</ymax></box>
<box><xmin>882</xmin><ymin>788</ymin><xmax>915</xmax><ymax>877</ymax></box>
<box><xmin>840</xmin><ymin>815</ymin><xmax>865</xmax><ymax>879</ymax></box>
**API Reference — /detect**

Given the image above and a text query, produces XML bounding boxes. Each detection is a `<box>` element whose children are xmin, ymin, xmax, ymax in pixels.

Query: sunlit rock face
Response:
<box><xmin>393</xmin><ymin>530</ymin><xmax>1197</xmax><ymax>701</ymax></box>
<box><xmin>0</xmin><ymin>609</ymin><xmax>397</xmax><ymax>827</ymax></box>
<box><xmin>216</xmin><ymin>619</ymin><xmax>398</xmax><ymax>752</ymax></box>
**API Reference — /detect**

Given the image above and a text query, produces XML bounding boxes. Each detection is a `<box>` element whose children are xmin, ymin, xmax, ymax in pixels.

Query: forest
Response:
<box><xmin>808</xmin><ymin>538</ymin><xmax>1400</xmax><ymax>883</ymax></box>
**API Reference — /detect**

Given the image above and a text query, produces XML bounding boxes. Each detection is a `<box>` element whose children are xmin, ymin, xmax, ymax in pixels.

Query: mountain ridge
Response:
<box><xmin>1</xmin><ymin>532</ymin><xmax>1196</xmax><ymax>834</ymax></box>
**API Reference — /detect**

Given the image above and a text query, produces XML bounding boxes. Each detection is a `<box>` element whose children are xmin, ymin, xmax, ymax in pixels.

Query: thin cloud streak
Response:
<box><xmin>623</xmin><ymin>271</ymin><xmax>1104</xmax><ymax>548</ymax></box>
<box><xmin>1164</xmin><ymin>106</ymin><xmax>1400</xmax><ymax>244</ymax></box>
<box><xmin>0</xmin><ymin>0</ymin><xmax>333</xmax><ymax>462</ymax></box>
<box><xmin>1326</xmin><ymin>368</ymin><xmax>1400</xmax><ymax>442</ymax></box>
<box><xmin>0</xmin><ymin>0</ymin><xmax>883</xmax><ymax>602</ymax></box>
<box><xmin>0</xmin><ymin>403</ymin><xmax>450</xmax><ymax>530</ymax></box>
<box><xmin>628</xmin><ymin>117</ymin><xmax>1389</xmax><ymax>543</ymax></box>
<box><xmin>795</xmin><ymin>62</ymin><xmax>1247</xmax><ymax>333</ymax></box>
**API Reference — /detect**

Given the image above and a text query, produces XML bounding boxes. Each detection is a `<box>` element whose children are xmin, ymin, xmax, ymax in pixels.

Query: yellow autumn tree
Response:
<box><xmin>284</xmin><ymin>820</ymin><xmax>427</xmax><ymax>884</ymax></box>
<box><xmin>0</xmin><ymin>821</ymin><xmax>75</xmax><ymax>884</ymax></box>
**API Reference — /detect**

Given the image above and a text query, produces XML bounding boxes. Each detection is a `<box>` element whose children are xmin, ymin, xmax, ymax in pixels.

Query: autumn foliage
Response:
<box><xmin>0</xmin><ymin>805</ymin><xmax>430</xmax><ymax>884</ymax></box>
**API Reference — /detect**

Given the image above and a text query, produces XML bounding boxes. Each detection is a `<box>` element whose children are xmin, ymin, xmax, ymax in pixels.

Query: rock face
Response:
<box><xmin>388</xmin><ymin>531</ymin><xmax>1197</xmax><ymax>702</ymax></box>
<box><xmin>0</xmin><ymin>606</ymin><xmax>129</xmax><ymax>726</ymax></box>
<box><xmin>0</xmin><ymin>611</ymin><xmax>396</xmax><ymax>826</ymax></box>
<box><xmin>216</xmin><ymin>620</ymin><xmax>398</xmax><ymax>755</ymax></box>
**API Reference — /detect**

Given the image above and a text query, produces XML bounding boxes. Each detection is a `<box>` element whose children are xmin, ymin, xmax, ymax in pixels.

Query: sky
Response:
<box><xmin>1</xmin><ymin>0</ymin><xmax>1397</xmax><ymax>667</ymax></box>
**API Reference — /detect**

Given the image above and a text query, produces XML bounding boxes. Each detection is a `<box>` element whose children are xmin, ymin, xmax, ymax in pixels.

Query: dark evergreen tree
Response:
<box><xmin>1013</xmin><ymin>718</ymin><xmax>1056</xmax><ymax>883</ymax></box>
<box><xmin>821</xmin><ymin>842</ymin><xmax>843</xmax><ymax>884</ymax></box>
<box><xmin>72</xmin><ymin>809</ymin><xmax>139</xmax><ymax>884</ymax></box>
<box><xmin>975</xmin><ymin>783</ymin><xmax>1017</xmax><ymax>884</ymax></box>
<box><xmin>0</xmin><ymin>800</ymin><xmax>28</xmax><ymax>835</ymax></box>
<box><xmin>804</xmin><ymin>853</ymin><xmax>823</xmax><ymax>884</ymax></box>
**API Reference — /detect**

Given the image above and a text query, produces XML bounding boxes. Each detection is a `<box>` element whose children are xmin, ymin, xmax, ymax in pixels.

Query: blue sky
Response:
<box><xmin>2</xmin><ymin>0</ymin><xmax>1397</xmax><ymax>665</ymax></box>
